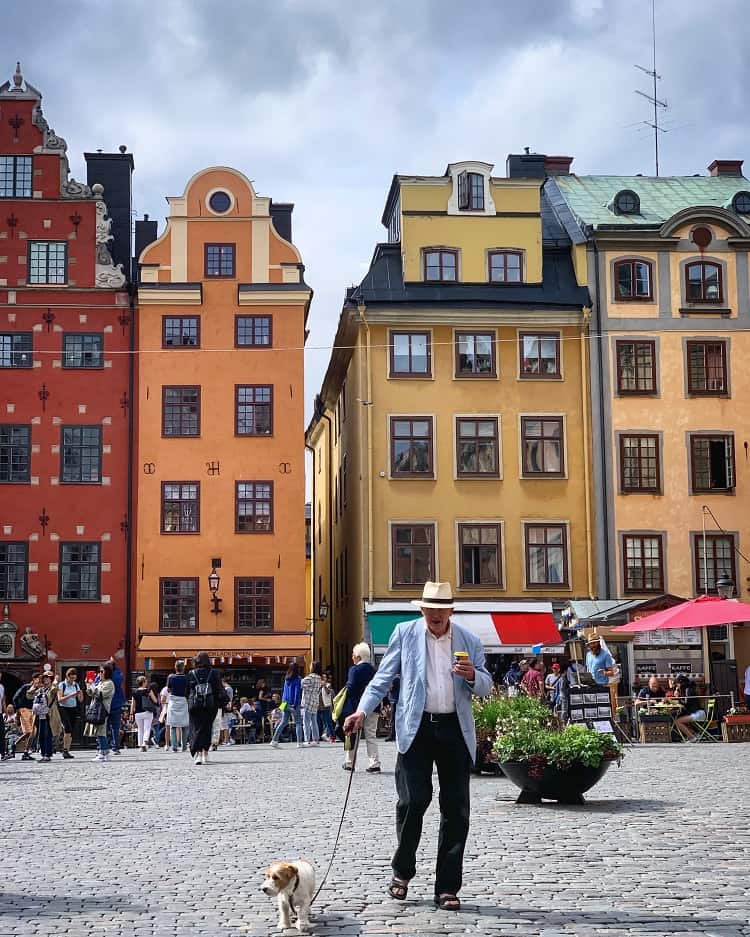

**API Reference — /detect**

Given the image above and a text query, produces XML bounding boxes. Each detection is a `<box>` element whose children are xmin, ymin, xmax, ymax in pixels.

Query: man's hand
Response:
<box><xmin>453</xmin><ymin>659</ymin><xmax>475</xmax><ymax>682</ymax></box>
<box><xmin>343</xmin><ymin>711</ymin><xmax>365</xmax><ymax>735</ymax></box>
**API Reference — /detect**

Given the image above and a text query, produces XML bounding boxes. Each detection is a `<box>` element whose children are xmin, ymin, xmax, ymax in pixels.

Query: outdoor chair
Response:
<box><xmin>691</xmin><ymin>697</ymin><xmax>718</xmax><ymax>742</ymax></box>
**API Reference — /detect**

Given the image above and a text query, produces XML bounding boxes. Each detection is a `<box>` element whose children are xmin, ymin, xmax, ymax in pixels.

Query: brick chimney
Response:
<box><xmin>545</xmin><ymin>155</ymin><xmax>574</xmax><ymax>175</ymax></box>
<box><xmin>708</xmin><ymin>159</ymin><xmax>744</xmax><ymax>177</ymax></box>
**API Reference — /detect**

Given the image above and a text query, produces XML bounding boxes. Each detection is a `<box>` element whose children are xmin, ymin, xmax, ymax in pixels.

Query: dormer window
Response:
<box><xmin>489</xmin><ymin>250</ymin><xmax>522</xmax><ymax>283</ymax></box>
<box><xmin>424</xmin><ymin>249</ymin><xmax>457</xmax><ymax>282</ymax></box>
<box><xmin>610</xmin><ymin>189</ymin><xmax>640</xmax><ymax>216</ymax></box>
<box><xmin>732</xmin><ymin>191</ymin><xmax>750</xmax><ymax>214</ymax></box>
<box><xmin>458</xmin><ymin>171</ymin><xmax>485</xmax><ymax>211</ymax></box>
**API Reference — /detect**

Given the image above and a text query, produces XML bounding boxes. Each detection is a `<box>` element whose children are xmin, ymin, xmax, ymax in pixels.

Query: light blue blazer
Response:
<box><xmin>358</xmin><ymin>617</ymin><xmax>493</xmax><ymax>757</ymax></box>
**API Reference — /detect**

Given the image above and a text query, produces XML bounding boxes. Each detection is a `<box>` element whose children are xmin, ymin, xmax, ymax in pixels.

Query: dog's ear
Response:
<box><xmin>277</xmin><ymin>863</ymin><xmax>297</xmax><ymax>884</ymax></box>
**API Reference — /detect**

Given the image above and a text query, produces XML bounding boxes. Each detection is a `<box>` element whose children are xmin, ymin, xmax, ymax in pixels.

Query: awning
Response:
<box><xmin>137</xmin><ymin>632</ymin><xmax>311</xmax><ymax>659</ymax></box>
<box><xmin>366</xmin><ymin>602</ymin><xmax>563</xmax><ymax>654</ymax></box>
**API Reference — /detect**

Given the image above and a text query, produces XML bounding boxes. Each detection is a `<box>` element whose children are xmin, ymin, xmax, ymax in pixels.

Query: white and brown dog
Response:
<box><xmin>261</xmin><ymin>860</ymin><xmax>315</xmax><ymax>933</ymax></box>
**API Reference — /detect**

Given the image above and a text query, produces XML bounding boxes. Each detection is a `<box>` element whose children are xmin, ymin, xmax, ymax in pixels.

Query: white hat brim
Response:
<box><xmin>411</xmin><ymin>599</ymin><xmax>454</xmax><ymax>609</ymax></box>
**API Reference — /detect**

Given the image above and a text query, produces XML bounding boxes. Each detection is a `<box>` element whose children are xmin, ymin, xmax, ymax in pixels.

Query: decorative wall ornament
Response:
<box><xmin>20</xmin><ymin>626</ymin><xmax>45</xmax><ymax>660</ymax></box>
<box><xmin>93</xmin><ymin>191</ymin><xmax>126</xmax><ymax>288</ymax></box>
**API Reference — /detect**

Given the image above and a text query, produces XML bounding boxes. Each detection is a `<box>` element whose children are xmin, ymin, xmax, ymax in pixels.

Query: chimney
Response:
<box><xmin>270</xmin><ymin>202</ymin><xmax>294</xmax><ymax>242</ymax></box>
<box><xmin>708</xmin><ymin>159</ymin><xmax>744</xmax><ymax>178</ymax></box>
<box><xmin>545</xmin><ymin>155</ymin><xmax>574</xmax><ymax>176</ymax></box>
<box><xmin>84</xmin><ymin>146</ymin><xmax>134</xmax><ymax>281</ymax></box>
<box><xmin>506</xmin><ymin>152</ymin><xmax>547</xmax><ymax>179</ymax></box>
<box><xmin>134</xmin><ymin>214</ymin><xmax>158</xmax><ymax>279</ymax></box>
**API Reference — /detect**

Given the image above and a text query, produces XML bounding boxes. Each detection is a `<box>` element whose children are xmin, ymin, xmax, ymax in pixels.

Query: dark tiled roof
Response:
<box><xmin>348</xmin><ymin>243</ymin><xmax>589</xmax><ymax>310</ymax></box>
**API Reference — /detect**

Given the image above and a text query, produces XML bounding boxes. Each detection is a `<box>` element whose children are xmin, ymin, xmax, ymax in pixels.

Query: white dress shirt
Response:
<box><xmin>424</xmin><ymin>622</ymin><xmax>456</xmax><ymax>713</ymax></box>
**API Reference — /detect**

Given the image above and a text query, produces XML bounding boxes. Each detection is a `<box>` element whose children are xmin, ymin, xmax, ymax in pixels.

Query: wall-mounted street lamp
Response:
<box><xmin>716</xmin><ymin>575</ymin><xmax>735</xmax><ymax>600</ymax></box>
<box><xmin>208</xmin><ymin>564</ymin><xmax>222</xmax><ymax>615</ymax></box>
<box><xmin>318</xmin><ymin>596</ymin><xmax>329</xmax><ymax>621</ymax></box>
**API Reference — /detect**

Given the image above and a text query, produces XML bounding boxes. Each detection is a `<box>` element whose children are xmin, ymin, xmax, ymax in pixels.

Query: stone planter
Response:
<box><xmin>499</xmin><ymin>759</ymin><xmax>611</xmax><ymax>805</ymax></box>
<box><xmin>473</xmin><ymin>732</ymin><xmax>503</xmax><ymax>775</ymax></box>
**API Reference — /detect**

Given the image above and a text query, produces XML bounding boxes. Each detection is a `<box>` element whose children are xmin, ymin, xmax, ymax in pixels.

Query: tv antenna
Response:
<box><xmin>634</xmin><ymin>0</ymin><xmax>667</xmax><ymax>176</ymax></box>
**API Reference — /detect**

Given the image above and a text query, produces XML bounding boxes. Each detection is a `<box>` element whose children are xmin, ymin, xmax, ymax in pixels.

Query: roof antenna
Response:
<box><xmin>634</xmin><ymin>0</ymin><xmax>667</xmax><ymax>176</ymax></box>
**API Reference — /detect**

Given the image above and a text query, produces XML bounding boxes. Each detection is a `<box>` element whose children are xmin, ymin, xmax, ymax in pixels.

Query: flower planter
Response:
<box><xmin>499</xmin><ymin>759</ymin><xmax>611</xmax><ymax>805</ymax></box>
<box><xmin>722</xmin><ymin>714</ymin><xmax>750</xmax><ymax>743</ymax></box>
<box><xmin>473</xmin><ymin>732</ymin><xmax>503</xmax><ymax>775</ymax></box>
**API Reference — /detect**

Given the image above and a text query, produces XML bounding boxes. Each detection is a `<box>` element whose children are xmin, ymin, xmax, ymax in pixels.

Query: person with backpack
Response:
<box><xmin>130</xmin><ymin>675</ymin><xmax>159</xmax><ymax>752</ymax></box>
<box><xmin>57</xmin><ymin>667</ymin><xmax>83</xmax><ymax>759</ymax></box>
<box><xmin>107</xmin><ymin>657</ymin><xmax>126</xmax><ymax>756</ymax></box>
<box><xmin>13</xmin><ymin>678</ymin><xmax>36</xmax><ymax>761</ymax></box>
<box><xmin>270</xmin><ymin>663</ymin><xmax>303</xmax><ymax>749</ymax></box>
<box><xmin>86</xmin><ymin>663</ymin><xmax>115</xmax><ymax>763</ymax></box>
<box><xmin>186</xmin><ymin>652</ymin><xmax>225</xmax><ymax>765</ymax></box>
<box><xmin>30</xmin><ymin>672</ymin><xmax>57</xmax><ymax>762</ymax></box>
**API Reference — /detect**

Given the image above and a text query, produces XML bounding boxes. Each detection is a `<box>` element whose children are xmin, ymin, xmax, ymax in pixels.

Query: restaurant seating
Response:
<box><xmin>690</xmin><ymin>698</ymin><xmax>719</xmax><ymax>742</ymax></box>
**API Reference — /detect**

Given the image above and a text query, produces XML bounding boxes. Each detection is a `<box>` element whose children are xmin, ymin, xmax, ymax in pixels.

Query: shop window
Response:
<box><xmin>391</xmin><ymin>523</ymin><xmax>435</xmax><ymax>587</ymax></box>
<box><xmin>235</xmin><ymin>577</ymin><xmax>273</xmax><ymax>631</ymax></box>
<box><xmin>623</xmin><ymin>534</ymin><xmax>664</xmax><ymax>593</ymax></box>
<box><xmin>59</xmin><ymin>542</ymin><xmax>100</xmax><ymax>601</ymax></box>
<box><xmin>459</xmin><ymin>524</ymin><xmax>502</xmax><ymax>587</ymax></box>
<box><xmin>160</xmin><ymin>578</ymin><xmax>198</xmax><ymax>630</ymax></box>
<box><xmin>616</xmin><ymin>340</ymin><xmax>656</xmax><ymax>394</ymax></box>
<box><xmin>619</xmin><ymin>434</ymin><xmax>660</xmax><ymax>493</ymax></box>
<box><xmin>690</xmin><ymin>435</ymin><xmax>734</xmax><ymax>492</ymax></box>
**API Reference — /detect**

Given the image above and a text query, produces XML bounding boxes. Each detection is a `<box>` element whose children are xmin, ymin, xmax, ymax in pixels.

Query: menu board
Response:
<box><xmin>631</xmin><ymin>627</ymin><xmax>704</xmax><ymax>646</ymax></box>
<box><xmin>682</xmin><ymin>628</ymin><xmax>702</xmax><ymax>646</ymax></box>
<box><xmin>636</xmin><ymin>661</ymin><xmax>658</xmax><ymax>677</ymax></box>
<box><xmin>669</xmin><ymin>661</ymin><xmax>692</xmax><ymax>674</ymax></box>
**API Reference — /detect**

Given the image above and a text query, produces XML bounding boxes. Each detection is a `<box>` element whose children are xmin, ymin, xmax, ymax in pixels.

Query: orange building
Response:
<box><xmin>133</xmin><ymin>167</ymin><xmax>311</xmax><ymax>693</ymax></box>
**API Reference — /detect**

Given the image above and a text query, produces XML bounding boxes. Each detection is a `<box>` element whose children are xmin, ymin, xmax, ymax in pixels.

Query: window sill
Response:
<box><xmin>453</xmin><ymin>373</ymin><xmax>498</xmax><ymax>380</ymax></box>
<box><xmin>691</xmin><ymin>488</ymin><xmax>735</xmax><ymax>496</ymax></box>
<box><xmin>518</xmin><ymin>374</ymin><xmax>562</xmax><ymax>381</ymax></box>
<box><xmin>521</xmin><ymin>473</ymin><xmax>567</xmax><ymax>481</ymax></box>
<box><xmin>679</xmin><ymin>307</ymin><xmax>731</xmax><ymax>316</ymax></box>
<box><xmin>389</xmin><ymin>474</ymin><xmax>437</xmax><ymax>481</ymax></box>
<box><xmin>456</xmin><ymin>473</ymin><xmax>502</xmax><ymax>480</ymax></box>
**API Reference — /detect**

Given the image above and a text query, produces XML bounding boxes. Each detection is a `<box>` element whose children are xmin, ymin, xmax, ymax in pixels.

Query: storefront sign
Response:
<box><xmin>636</xmin><ymin>661</ymin><xmax>658</xmax><ymax>677</ymax></box>
<box><xmin>669</xmin><ymin>662</ymin><xmax>692</xmax><ymax>674</ymax></box>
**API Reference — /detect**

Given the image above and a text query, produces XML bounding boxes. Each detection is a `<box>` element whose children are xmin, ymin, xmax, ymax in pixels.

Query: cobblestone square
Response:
<box><xmin>2</xmin><ymin>742</ymin><xmax>749</xmax><ymax>937</ymax></box>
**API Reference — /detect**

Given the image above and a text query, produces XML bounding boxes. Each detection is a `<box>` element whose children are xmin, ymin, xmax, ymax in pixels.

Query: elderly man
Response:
<box><xmin>635</xmin><ymin>676</ymin><xmax>665</xmax><ymax>711</ymax></box>
<box><xmin>343</xmin><ymin>581</ymin><xmax>492</xmax><ymax>912</ymax></box>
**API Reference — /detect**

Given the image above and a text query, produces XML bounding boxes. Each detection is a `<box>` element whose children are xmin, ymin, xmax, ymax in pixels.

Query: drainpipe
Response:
<box><xmin>305</xmin><ymin>441</ymin><xmax>316</xmax><ymax>661</ymax></box>
<box><xmin>124</xmin><ymin>286</ymin><xmax>135</xmax><ymax>686</ymax></box>
<box><xmin>357</xmin><ymin>302</ymin><xmax>375</xmax><ymax>604</ymax></box>
<box><xmin>581</xmin><ymin>311</ymin><xmax>594</xmax><ymax>598</ymax></box>
<box><xmin>592</xmin><ymin>238</ymin><xmax>611</xmax><ymax>597</ymax></box>
<box><xmin>319</xmin><ymin>410</ymin><xmax>335</xmax><ymax>677</ymax></box>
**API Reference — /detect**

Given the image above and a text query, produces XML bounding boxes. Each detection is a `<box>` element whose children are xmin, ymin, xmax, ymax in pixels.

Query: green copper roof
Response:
<box><xmin>552</xmin><ymin>174</ymin><xmax>750</xmax><ymax>229</ymax></box>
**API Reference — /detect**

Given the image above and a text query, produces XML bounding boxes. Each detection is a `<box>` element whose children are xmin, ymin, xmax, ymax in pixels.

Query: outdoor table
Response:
<box><xmin>637</xmin><ymin>703</ymin><xmax>682</xmax><ymax>743</ymax></box>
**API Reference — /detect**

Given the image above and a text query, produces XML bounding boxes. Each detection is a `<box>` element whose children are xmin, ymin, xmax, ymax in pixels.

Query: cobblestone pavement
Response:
<box><xmin>2</xmin><ymin>741</ymin><xmax>749</xmax><ymax>937</ymax></box>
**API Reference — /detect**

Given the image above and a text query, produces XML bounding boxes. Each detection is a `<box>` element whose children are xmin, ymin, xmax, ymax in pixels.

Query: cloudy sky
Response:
<box><xmin>4</xmin><ymin>0</ymin><xmax>750</xmax><ymax>416</ymax></box>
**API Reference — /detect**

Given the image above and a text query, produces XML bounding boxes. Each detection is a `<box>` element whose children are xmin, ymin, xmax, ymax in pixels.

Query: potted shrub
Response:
<box><xmin>722</xmin><ymin>705</ymin><xmax>750</xmax><ymax>743</ymax></box>
<box><xmin>472</xmin><ymin>695</ymin><xmax>555</xmax><ymax>775</ymax></box>
<box><xmin>494</xmin><ymin>721</ymin><xmax>623</xmax><ymax>805</ymax></box>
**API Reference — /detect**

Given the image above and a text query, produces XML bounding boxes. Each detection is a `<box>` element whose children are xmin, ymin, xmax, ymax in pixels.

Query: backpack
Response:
<box><xmin>13</xmin><ymin>683</ymin><xmax>31</xmax><ymax>710</ymax></box>
<box><xmin>188</xmin><ymin>671</ymin><xmax>215</xmax><ymax>711</ymax></box>
<box><xmin>32</xmin><ymin>690</ymin><xmax>49</xmax><ymax>717</ymax></box>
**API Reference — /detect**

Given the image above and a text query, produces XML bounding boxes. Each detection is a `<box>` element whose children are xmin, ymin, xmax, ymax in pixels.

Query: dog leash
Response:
<box><xmin>311</xmin><ymin>729</ymin><xmax>360</xmax><ymax>905</ymax></box>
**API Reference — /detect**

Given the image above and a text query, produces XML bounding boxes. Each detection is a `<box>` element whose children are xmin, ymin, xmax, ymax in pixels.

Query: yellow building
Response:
<box><xmin>307</xmin><ymin>156</ymin><xmax>592</xmax><ymax>671</ymax></box>
<box><xmin>133</xmin><ymin>167</ymin><xmax>312</xmax><ymax>693</ymax></box>
<box><xmin>551</xmin><ymin>158</ymin><xmax>750</xmax><ymax>694</ymax></box>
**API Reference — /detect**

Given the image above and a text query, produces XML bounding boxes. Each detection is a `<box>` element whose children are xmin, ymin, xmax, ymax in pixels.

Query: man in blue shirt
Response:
<box><xmin>107</xmin><ymin>657</ymin><xmax>126</xmax><ymax>755</ymax></box>
<box><xmin>585</xmin><ymin>634</ymin><xmax>614</xmax><ymax>686</ymax></box>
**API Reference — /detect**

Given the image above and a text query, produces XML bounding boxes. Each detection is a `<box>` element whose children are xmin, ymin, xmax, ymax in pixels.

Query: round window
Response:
<box><xmin>208</xmin><ymin>191</ymin><xmax>232</xmax><ymax>213</ymax></box>
<box><xmin>733</xmin><ymin>191</ymin><xmax>750</xmax><ymax>214</ymax></box>
<box><xmin>615</xmin><ymin>190</ymin><xmax>639</xmax><ymax>215</ymax></box>
<box><xmin>691</xmin><ymin>226</ymin><xmax>712</xmax><ymax>249</ymax></box>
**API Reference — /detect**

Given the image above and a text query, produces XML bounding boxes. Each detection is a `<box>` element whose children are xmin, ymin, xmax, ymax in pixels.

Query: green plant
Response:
<box><xmin>727</xmin><ymin>705</ymin><xmax>749</xmax><ymax>716</ymax></box>
<box><xmin>473</xmin><ymin>693</ymin><xmax>554</xmax><ymax>734</ymax></box>
<box><xmin>493</xmin><ymin>722</ymin><xmax>623</xmax><ymax>774</ymax></box>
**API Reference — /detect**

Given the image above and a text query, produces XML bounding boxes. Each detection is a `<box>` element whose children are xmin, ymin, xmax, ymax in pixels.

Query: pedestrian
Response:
<box><xmin>220</xmin><ymin>676</ymin><xmax>234</xmax><ymax>745</ymax></box>
<box><xmin>545</xmin><ymin>662</ymin><xmax>562</xmax><ymax>704</ymax></box>
<box><xmin>744</xmin><ymin>661</ymin><xmax>750</xmax><ymax>709</ymax></box>
<box><xmin>57</xmin><ymin>667</ymin><xmax>83</xmax><ymax>759</ymax></box>
<box><xmin>585</xmin><ymin>632</ymin><xmax>619</xmax><ymax>711</ymax></box>
<box><xmin>343</xmin><ymin>580</ymin><xmax>492</xmax><ymax>911</ymax></box>
<box><xmin>503</xmin><ymin>659</ymin><xmax>522</xmax><ymax>697</ymax></box>
<box><xmin>186</xmin><ymin>652</ymin><xmax>225</xmax><ymax>765</ymax></box>
<box><xmin>130</xmin><ymin>676</ymin><xmax>158</xmax><ymax>751</ymax></box>
<box><xmin>520</xmin><ymin>658</ymin><xmax>545</xmax><ymax>700</ymax></box>
<box><xmin>166</xmin><ymin>660</ymin><xmax>189</xmax><ymax>752</ymax></box>
<box><xmin>30</xmin><ymin>672</ymin><xmax>57</xmax><ymax>762</ymax></box>
<box><xmin>13</xmin><ymin>677</ymin><xmax>36</xmax><ymax>761</ymax></box>
<box><xmin>300</xmin><ymin>660</ymin><xmax>323</xmax><ymax>746</ymax></box>
<box><xmin>3</xmin><ymin>705</ymin><xmax>20</xmax><ymax>758</ymax></box>
<box><xmin>270</xmin><ymin>664</ymin><xmax>302</xmax><ymax>749</ymax></box>
<box><xmin>387</xmin><ymin>677</ymin><xmax>400</xmax><ymax>742</ymax></box>
<box><xmin>86</xmin><ymin>663</ymin><xmax>115</xmax><ymax>763</ymax></box>
<box><xmin>0</xmin><ymin>671</ymin><xmax>6</xmax><ymax>761</ymax></box>
<box><xmin>341</xmin><ymin>642</ymin><xmax>381</xmax><ymax>773</ymax></box>
<box><xmin>318</xmin><ymin>673</ymin><xmax>336</xmax><ymax>743</ymax></box>
<box><xmin>674</xmin><ymin>675</ymin><xmax>706</xmax><ymax>742</ymax></box>
<box><xmin>107</xmin><ymin>656</ymin><xmax>126</xmax><ymax>756</ymax></box>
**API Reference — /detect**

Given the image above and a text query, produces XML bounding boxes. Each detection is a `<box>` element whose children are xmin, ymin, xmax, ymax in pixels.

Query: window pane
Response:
<box><xmin>410</xmin><ymin>334</ymin><xmax>428</xmax><ymax>372</ymax></box>
<box><xmin>0</xmin><ymin>333</ymin><xmax>33</xmax><ymax>368</ymax></box>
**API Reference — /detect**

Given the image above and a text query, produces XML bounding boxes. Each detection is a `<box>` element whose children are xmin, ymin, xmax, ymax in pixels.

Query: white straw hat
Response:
<box><xmin>411</xmin><ymin>581</ymin><xmax>455</xmax><ymax>609</ymax></box>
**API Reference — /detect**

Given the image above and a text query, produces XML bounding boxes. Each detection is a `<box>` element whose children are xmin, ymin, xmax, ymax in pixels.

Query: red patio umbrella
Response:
<box><xmin>612</xmin><ymin>594</ymin><xmax>750</xmax><ymax>633</ymax></box>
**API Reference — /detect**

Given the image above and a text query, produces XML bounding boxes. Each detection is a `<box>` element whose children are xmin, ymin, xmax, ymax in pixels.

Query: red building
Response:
<box><xmin>0</xmin><ymin>64</ymin><xmax>133</xmax><ymax>696</ymax></box>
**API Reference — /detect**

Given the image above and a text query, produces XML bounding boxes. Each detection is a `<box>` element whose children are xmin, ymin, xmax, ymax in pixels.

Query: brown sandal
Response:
<box><xmin>388</xmin><ymin>877</ymin><xmax>409</xmax><ymax>900</ymax></box>
<box><xmin>435</xmin><ymin>893</ymin><xmax>461</xmax><ymax>911</ymax></box>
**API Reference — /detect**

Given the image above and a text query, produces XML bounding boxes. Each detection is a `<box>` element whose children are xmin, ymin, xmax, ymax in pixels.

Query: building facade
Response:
<box><xmin>133</xmin><ymin>167</ymin><xmax>311</xmax><ymax>694</ymax></box>
<box><xmin>307</xmin><ymin>156</ymin><xmax>592</xmax><ymax>666</ymax></box>
<box><xmin>0</xmin><ymin>64</ymin><xmax>132</xmax><ymax>694</ymax></box>
<box><xmin>550</xmin><ymin>158</ymin><xmax>750</xmax><ymax>687</ymax></box>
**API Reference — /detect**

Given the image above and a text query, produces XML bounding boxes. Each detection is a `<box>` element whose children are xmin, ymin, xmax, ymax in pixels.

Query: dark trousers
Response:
<box><xmin>38</xmin><ymin>719</ymin><xmax>53</xmax><ymax>758</ymax></box>
<box><xmin>0</xmin><ymin>715</ymin><xmax>5</xmax><ymax>756</ymax></box>
<box><xmin>108</xmin><ymin>707</ymin><xmax>122</xmax><ymax>752</ymax></box>
<box><xmin>392</xmin><ymin>713</ymin><xmax>471</xmax><ymax>897</ymax></box>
